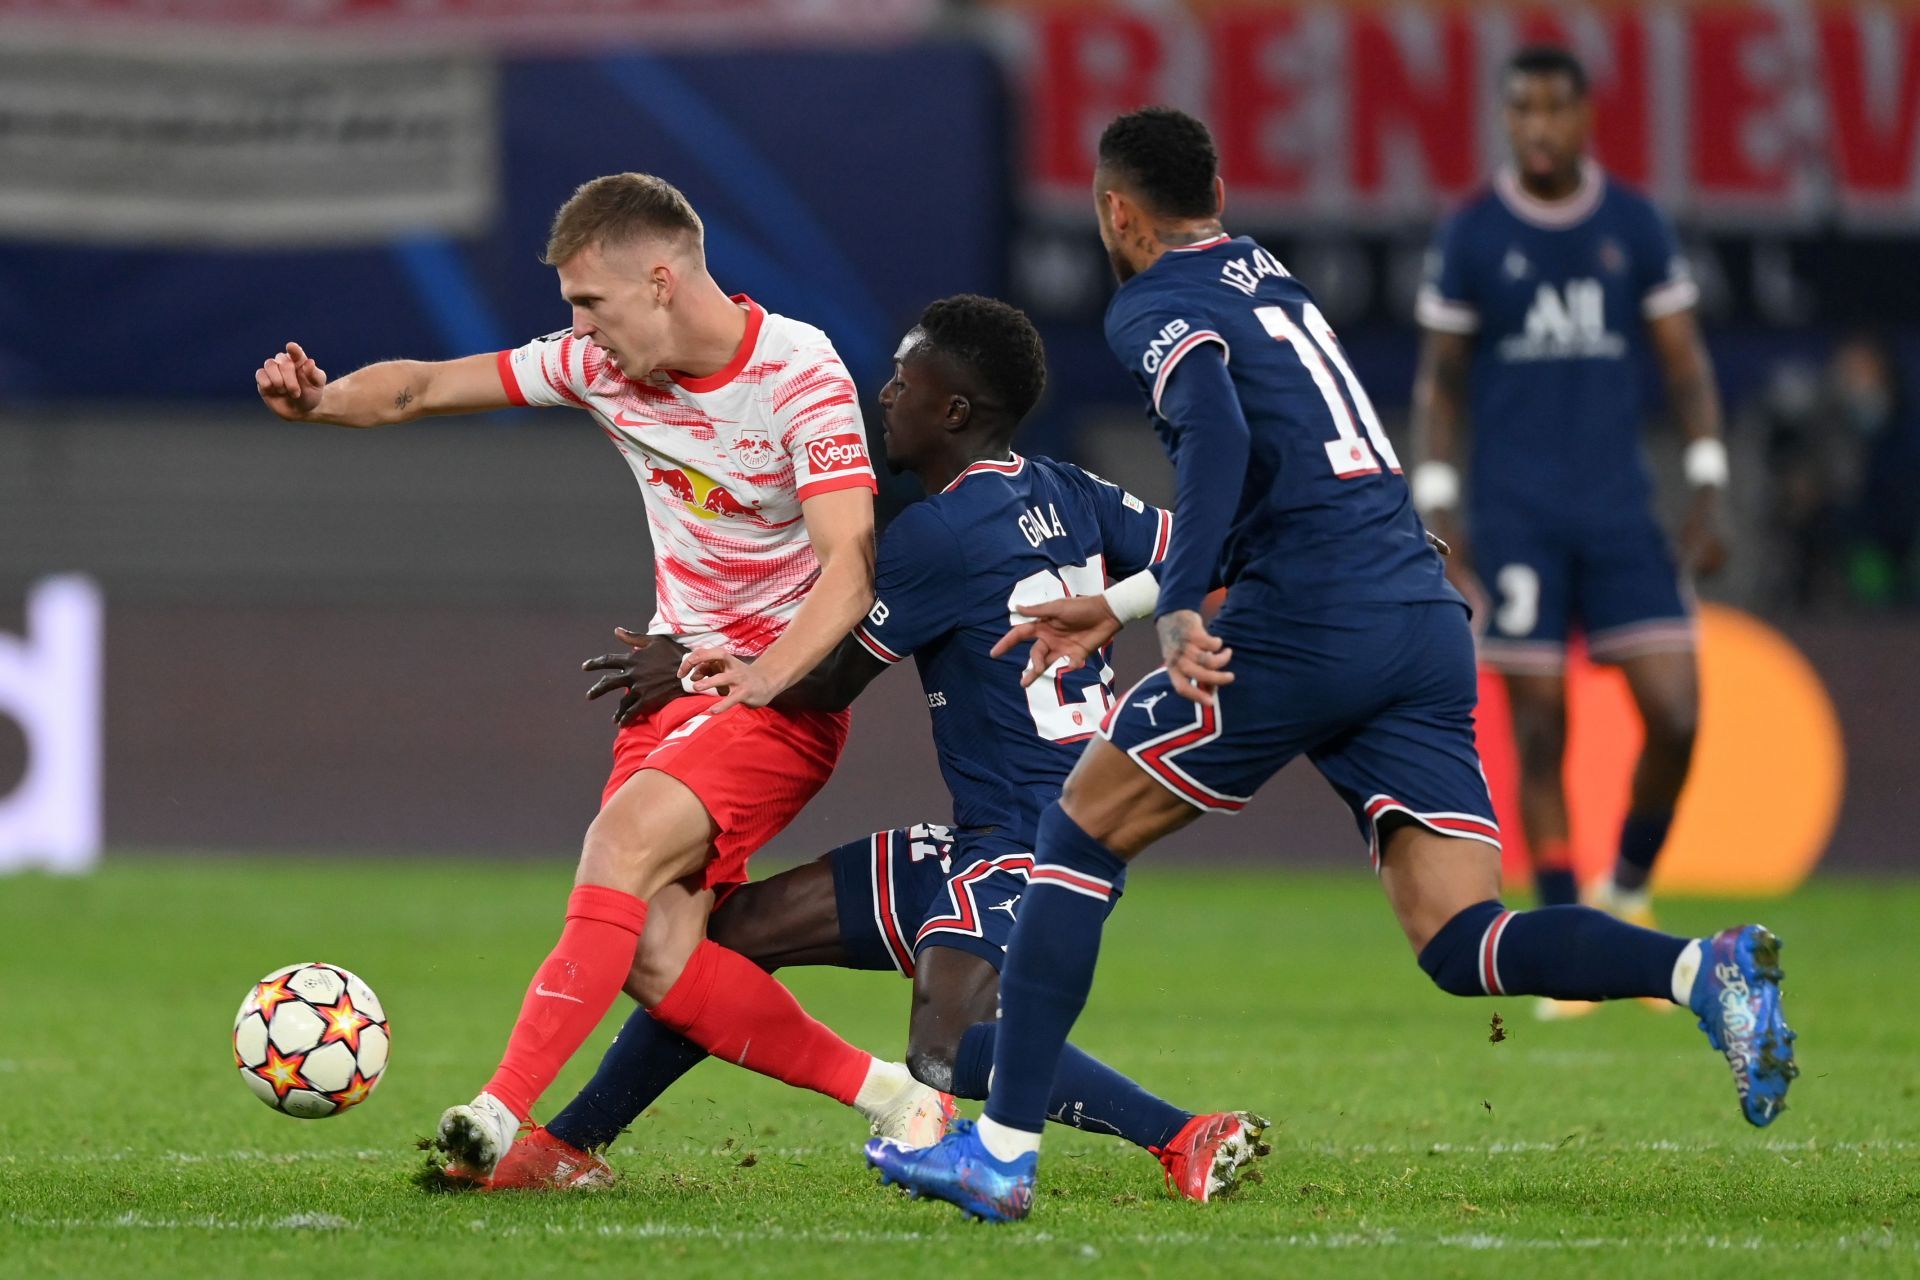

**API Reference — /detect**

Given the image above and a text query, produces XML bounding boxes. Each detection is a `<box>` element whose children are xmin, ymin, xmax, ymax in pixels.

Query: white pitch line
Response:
<box><xmin>0</xmin><ymin>1149</ymin><xmax>392</xmax><ymax>1166</ymax></box>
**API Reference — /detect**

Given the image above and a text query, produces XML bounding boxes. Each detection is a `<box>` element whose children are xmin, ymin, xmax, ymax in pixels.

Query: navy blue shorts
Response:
<box><xmin>1099</xmin><ymin>598</ymin><xmax>1500</xmax><ymax>867</ymax></box>
<box><xmin>826</xmin><ymin>825</ymin><xmax>1032</xmax><ymax>977</ymax></box>
<box><xmin>1473</xmin><ymin>515</ymin><xmax>1695</xmax><ymax>673</ymax></box>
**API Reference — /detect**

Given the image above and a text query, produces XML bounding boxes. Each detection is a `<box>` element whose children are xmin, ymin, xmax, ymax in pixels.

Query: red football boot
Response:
<box><xmin>1153</xmin><ymin>1111</ymin><xmax>1271</xmax><ymax>1202</ymax></box>
<box><xmin>487</xmin><ymin>1126</ymin><xmax>616</xmax><ymax>1191</ymax></box>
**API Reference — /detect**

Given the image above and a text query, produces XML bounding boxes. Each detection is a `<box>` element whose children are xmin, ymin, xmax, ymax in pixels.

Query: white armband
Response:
<box><xmin>1104</xmin><ymin>569</ymin><xmax>1161</xmax><ymax>623</ymax></box>
<box><xmin>1684</xmin><ymin>438</ymin><xmax>1730</xmax><ymax>489</ymax></box>
<box><xmin>1410</xmin><ymin>461</ymin><xmax>1461</xmax><ymax>513</ymax></box>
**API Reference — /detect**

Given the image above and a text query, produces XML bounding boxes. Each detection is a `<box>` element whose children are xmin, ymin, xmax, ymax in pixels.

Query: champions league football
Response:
<box><xmin>232</xmin><ymin>964</ymin><xmax>390</xmax><ymax>1119</ymax></box>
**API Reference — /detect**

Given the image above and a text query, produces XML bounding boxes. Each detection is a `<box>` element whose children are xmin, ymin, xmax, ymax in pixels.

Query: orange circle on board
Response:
<box><xmin>1477</xmin><ymin>604</ymin><xmax>1844</xmax><ymax>897</ymax></box>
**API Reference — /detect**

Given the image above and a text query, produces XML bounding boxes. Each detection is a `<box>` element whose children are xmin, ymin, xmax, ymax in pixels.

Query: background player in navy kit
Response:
<box><xmin>869</xmin><ymin>108</ymin><xmax>1794</xmax><ymax>1224</ymax></box>
<box><xmin>1410</xmin><ymin>47</ymin><xmax>1730</xmax><ymax>961</ymax></box>
<box><xmin>480</xmin><ymin>295</ymin><xmax>1266</xmax><ymax>1202</ymax></box>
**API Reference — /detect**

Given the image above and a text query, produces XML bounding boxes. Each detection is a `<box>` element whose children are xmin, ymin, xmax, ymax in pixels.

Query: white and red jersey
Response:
<box><xmin>496</xmin><ymin>296</ymin><xmax>877</xmax><ymax>656</ymax></box>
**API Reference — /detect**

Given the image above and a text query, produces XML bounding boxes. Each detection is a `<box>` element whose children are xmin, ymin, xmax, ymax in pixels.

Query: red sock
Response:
<box><xmin>650</xmin><ymin>940</ymin><xmax>871</xmax><ymax>1105</ymax></box>
<box><xmin>483</xmin><ymin>885</ymin><xmax>647</xmax><ymax>1121</ymax></box>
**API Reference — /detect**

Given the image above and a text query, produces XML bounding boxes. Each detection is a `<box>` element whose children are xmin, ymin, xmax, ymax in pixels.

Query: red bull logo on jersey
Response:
<box><xmin>701</xmin><ymin>487</ymin><xmax>756</xmax><ymax>519</ymax></box>
<box><xmin>641</xmin><ymin>461</ymin><xmax>699</xmax><ymax>504</ymax></box>
<box><xmin>639</xmin><ymin>452</ymin><xmax>765</xmax><ymax>523</ymax></box>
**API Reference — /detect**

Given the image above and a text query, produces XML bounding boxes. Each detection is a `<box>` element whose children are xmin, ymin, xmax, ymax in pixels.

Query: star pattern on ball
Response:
<box><xmin>316</xmin><ymin>994</ymin><xmax>372</xmax><ymax>1053</ymax></box>
<box><xmin>253</xmin><ymin>974</ymin><xmax>298</xmax><ymax>1022</ymax></box>
<box><xmin>253</xmin><ymin>1043</ymin><xmax>310</xmax><ymax>1101</ymax></box>
<box><xmin>332</xmin><ymin>1070</ymin><xmax>378</xmax><ymax>1110</ymax></box>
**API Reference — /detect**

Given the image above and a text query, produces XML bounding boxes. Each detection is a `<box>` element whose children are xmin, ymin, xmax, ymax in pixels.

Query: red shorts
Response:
<box><xmin>601</xmin><ymin>695</ymin><xmax>850</xmax><ymax>890</ymax></box>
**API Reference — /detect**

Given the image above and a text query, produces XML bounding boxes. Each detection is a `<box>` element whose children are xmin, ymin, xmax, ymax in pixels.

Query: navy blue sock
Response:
<box><xmin>953</xmin><ymin>1021</ymin><xmax>995</xmax><ymax>1099</ymax></box>
<box><xmin>1419</xmin><ymin>899</ymin><xmax>1687</xmax><ymax>1000</ymax></box>
<box><xmin>1613</xmin><ymin>810</ymin><xmax>1673</xmax><ymax>892</ymax></box>
<box><xmin>954</xmin><ymin>1020</ymin><xmax>1190</xmax><ymax>1151</ymax></box>
<box><xmin>1533</xmin><ymin>866</ymin><xmax>1579</xmax><ymax>907</ymax></box>
<box><xmin>984</xmin><ymin>804</ymin><xmax>1129</xmax><ymax>1135</ymax></box>
<box><xmin>546</xmin><ymin>1004</ymin><xmax>708</xmax><ymax>1151</ymax></box>
<box><xmin>1047</xmin><ymin>1042</ymin><xmax>1192</xmax><ymax>1151</ymax></box>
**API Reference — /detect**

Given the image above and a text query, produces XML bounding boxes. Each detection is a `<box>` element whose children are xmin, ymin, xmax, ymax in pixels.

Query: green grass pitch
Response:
<box><xmin>1</xmin><ymin>859</ymin><xmax>1915</xmax><ymax>1278</ymax></box>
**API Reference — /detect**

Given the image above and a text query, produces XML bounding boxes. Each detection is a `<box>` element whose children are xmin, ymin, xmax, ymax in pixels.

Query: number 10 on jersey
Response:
<box><xmin>1255</xmin><ymin>302</ymin><xmax>1403</xmax><ymax>479</ymax></box>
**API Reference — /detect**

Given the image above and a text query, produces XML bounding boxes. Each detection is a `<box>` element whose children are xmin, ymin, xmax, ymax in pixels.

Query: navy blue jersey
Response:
<box><xmin>1417</xmin><ymin>163</ymin><xmax>1698</xmax><ymax>529</ymax></box>
<box><xmin>853</xmin><ymin>455</ymin><xmax>1171</xmax><ymax>858</ymax></box>
<box><xmin>1104</xmin><ymin>234</ymin><xmax>1457</xmax><ymax>614</ymax></box>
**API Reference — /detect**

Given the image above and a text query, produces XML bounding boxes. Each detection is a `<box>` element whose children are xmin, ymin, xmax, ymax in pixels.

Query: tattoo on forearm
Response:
<box><xmin>393</xmin><ymin>388</ymin><xmax>414</xmax><ymax>411</ymax></box>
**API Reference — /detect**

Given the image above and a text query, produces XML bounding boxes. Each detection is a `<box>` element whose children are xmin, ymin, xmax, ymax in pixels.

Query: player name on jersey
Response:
<box><xmin>1017</xmin><ymin>503</ymin><xmax>1067</xmax><ymax>548</ymax></box>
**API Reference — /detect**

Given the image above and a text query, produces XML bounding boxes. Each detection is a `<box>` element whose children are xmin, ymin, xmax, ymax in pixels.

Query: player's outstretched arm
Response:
<box><xmin>1647</xmin><ymin>308</ymin><xmax>1731</xmax><ymax>575</ymax></box>
<box><xmin>254</xmin><ymin>343</ymin><xmax>512</xmax><ymax>428</ymax></box>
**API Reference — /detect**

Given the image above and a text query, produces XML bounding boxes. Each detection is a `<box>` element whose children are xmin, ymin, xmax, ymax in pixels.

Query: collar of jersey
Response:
<box><xmin>1494</xmin><ymin>159</ymin><xmax>1605</xmax><ymax>230</ymax></box>
<box><xmin>668</xmin><ymin>295</ymin><xmax>766</xmax><ymax>393</ymax></box>
<box><xmin>942</xmin><ymin>452</ymin><xmax>1027</xmax><ymax>493</ymax></box>
<box><xmin>1124</xmin><ymin>233</ymin><xmax>1235</xmax><ymax>296</ymax></box>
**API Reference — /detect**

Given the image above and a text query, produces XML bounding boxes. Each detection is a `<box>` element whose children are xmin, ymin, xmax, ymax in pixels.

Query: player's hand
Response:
<box><xmin>255</xmin><ymin>342</ymin><xmax>328</xmax><ymax>420</ymax></box>
<box><xmin>1155</xmin><ymin>609</ymin><xmax>1233</xmax><ymax>703</ymax></box>
<box><xmin>582</xmin><ymin>628</ymin><xmax>689</xmax><ymax>725</ymax></box>
<box><xmin>1681</xmin><ymin>491</ymin><xmax>1731</xmax><ymax>577</ymax></box>
<box><xmin>991</xmin><ymin>595</ymin><xmax>1125</xmax><ymax>689</ymax></box>
<box><xmin>678</xmin><ymin>646</ymin><xmax>774</xmax><ymax>715</ymax></box>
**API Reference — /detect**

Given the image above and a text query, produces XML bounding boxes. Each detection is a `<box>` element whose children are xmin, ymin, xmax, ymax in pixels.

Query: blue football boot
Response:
<box><xmin>865</xmin><ymin>1118</ymin><xmax>1036</xmax><ymax>1223</ymax></box>
<box><xmin>1689</xmin><ymin>925</ymin><xmax>1798</xmax><ymax>1126</ymax></box>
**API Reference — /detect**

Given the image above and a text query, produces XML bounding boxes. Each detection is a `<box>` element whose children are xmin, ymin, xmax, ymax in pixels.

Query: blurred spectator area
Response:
<box><xmin>7</xmin><ymin>1</ymin><xmax>1920</xmax><ymax>614</ymax></box>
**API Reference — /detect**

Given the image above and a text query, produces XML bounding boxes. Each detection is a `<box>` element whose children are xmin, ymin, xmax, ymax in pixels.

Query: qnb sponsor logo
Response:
<box><xmin>1140</xmin><ymin>318</ymin><xmax>1191</xmax><ymax>374</ymax></box>
<box><xmin>1498</xmin><ymin>279</ymin><xmax>1625</xmax><ymax>362</ymax></box>
<box><xmin>806</xmin><ymin>433</ymin><xmax>869</xmax><ymax>473</ymax></box>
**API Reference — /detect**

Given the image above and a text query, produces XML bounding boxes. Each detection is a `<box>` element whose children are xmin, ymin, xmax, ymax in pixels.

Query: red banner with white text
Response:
<box><xmin>992</xmin><ymin>2</ymin><xmax>1920</xmax><ymax>228</ymax></box>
